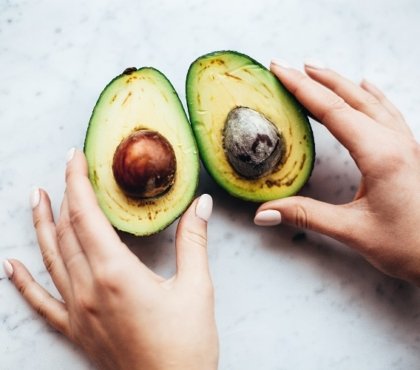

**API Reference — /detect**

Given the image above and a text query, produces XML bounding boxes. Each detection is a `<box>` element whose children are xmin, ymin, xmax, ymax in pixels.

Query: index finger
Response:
<box><xmin>270</xmin><ymin>61</ymin><xmax>382</xmax><ymax>161</ymax></box>
<box><xmin>65</xmin><ymin>149</ymin><xmax>124</xmax><ymax>260</ymax></box>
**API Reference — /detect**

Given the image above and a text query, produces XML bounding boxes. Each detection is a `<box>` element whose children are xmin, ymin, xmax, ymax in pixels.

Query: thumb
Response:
<box><xmin>175</xmin><ymin>194</ymin><xmax>213</xmax><ymax>280</ymax></box>
<box><xmin>255</xmin><ymin>196</ymin><xmax>354</xmax><ymax>242</ymax></box>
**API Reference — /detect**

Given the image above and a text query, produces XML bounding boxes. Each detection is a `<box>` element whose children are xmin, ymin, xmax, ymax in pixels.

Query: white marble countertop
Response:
<box><xmin>1</xmin><ymin>0</ymin><xmax>420</xmax><ymax>369</ymax></box>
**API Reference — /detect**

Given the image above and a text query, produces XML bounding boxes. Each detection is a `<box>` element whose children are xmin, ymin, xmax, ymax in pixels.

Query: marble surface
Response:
<box><xmin>1</xmin><ymin>0</ymin><xmax>420</xmax><ymax>369</ymax></box>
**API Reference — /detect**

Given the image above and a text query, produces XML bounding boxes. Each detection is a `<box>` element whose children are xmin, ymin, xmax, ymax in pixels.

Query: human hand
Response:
<box><xmin>3</xmin><ymin>150</ymin><xmax>218</xmax><ymax>370</ymax></box>
<box><xmin>254</xmin><ymin>59</ymin><xmax>420</xmax><ymax>285</ymax></box>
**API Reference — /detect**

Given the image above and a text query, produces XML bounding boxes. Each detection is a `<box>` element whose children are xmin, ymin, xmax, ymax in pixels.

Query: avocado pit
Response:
<box><xmin>112</xmin><ymin>130</ymin><xmax>176</xmax><ymax>199</ymax></box>
<box><xmin>223</xmin><ymin>107</ymin><xmax>284</xmax><ymax>179</ymax></box>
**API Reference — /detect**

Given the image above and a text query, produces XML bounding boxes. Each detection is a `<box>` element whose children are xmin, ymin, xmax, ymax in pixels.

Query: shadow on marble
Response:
<box><xmin>120</xmin><ymin>153</ymin><xmax>420</xmax><ymax>347</ymax></box>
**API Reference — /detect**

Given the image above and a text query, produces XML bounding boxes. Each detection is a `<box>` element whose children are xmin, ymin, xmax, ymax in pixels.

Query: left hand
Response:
<box><xmin>3</xmin><ymin>149</ymin><xmax>218</xmax><ymax>370</ymax></box>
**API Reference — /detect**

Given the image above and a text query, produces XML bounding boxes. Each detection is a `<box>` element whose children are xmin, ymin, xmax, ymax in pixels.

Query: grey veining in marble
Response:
<box><xmin>1</xmin><ymin>0</ymin><xmax>420</xmax><ymax>369</ymax></box>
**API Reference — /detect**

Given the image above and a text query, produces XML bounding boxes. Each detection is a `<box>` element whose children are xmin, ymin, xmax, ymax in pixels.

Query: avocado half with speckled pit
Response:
<box><xmin>186</xmin><ymin>51</ymin><xmax>315</xmax><ymax>202</ymax></box>
<box><xmin>84</xmin><ymin>67</ymin><xmax>199</xmax><ymax>236</ymax></box>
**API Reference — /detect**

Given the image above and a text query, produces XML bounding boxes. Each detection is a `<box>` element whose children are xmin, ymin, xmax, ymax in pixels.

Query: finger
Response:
<box><xmin>32</xmin><ymin>188</ymin><xmax>72</xmax><ymax>301</ymax></box>
<box><xmin>360</xmin><ymin>79</ymin><xmax>413</xmax><ymax>136</ymax></box>
<box><xmin>65</xmin><ymin>149</ymin><xmax>125</xmax><ymax>261</ymax></box>
<box><xmin>175</xmin><ymin>194</ymin><xmax>212</xmax><ymax>280</ymax></box>
<box><xmin>57</xmin><ymin>193</ymin><xmax>93</xmax><ymax>289</ymax></box>
<box><xmin>304</xmin><ymin>64</ymin><xmax>398</xmax><ymax>130</ymax></box>
<box><xmin>6</xmin><ymin>259</ymin><xmax>70</xmax><ymax>337</ymax></box>
<box><xmin>255</xmin><ymin>196</ymin><xmax>359</xmax><ymax>244</ymax></box>
<box><xmin>270</xmin><ymin>61</ymin><xmax>380</xmax><ymax>161</ymax></box>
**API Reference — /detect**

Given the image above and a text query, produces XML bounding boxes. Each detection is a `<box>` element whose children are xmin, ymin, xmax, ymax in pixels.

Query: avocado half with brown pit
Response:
<box><xmin>186</xmin><ymin>51</ymin><xmax>315</xmax><ymax>202</ymax></box>
<box><xmin>84</xmin><ymin>67</ymin><xmax>199</xmax><ymax>236</ymax></box>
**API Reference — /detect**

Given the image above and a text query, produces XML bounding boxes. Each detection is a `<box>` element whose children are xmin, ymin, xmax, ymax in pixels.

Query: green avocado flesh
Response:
<box><xmin>186</xmin><ymin>51</ymin><xmax>315</xmax><ymax>202</ymax></box>
<box><xmin>84</xmin><ymin>67</ymin><xmax>199</xmax><ymax>236</ymax></box>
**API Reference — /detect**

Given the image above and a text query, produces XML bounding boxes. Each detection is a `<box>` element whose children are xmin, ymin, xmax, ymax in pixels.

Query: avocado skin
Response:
<box><xmin>84</xmin><ymin>67</ymin><xmax>199</xmax><ymax>236</ymax></box>
<box><xmin>186</xmin><ymin>50</ymin><xmax>315</xmax><ymax>202</ymax></box>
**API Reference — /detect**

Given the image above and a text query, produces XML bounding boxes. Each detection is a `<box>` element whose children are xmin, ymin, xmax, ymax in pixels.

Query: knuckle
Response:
<box><xmin>364</xmin><ymin>94</ymin><xmax>381</xmax><ymax>109</ymax></box>
<box><xmin>41</xmin><ymin>248</ymin><xmax>56</xmax><ymax>274</ymax></box>
<box><xmin>292</xmin><ymin>73</ymin><xmax>310</xmax><ymax>96</ymax></box>
<box><xmin>294</xmin><ymin>204</ymin><xmax>310</xmax><ymax>230</ymax></box>
<box><xmin>320</xmin><ymin>97</ymin><xmax>347</xmax><ymax>122</ymax></box>
<box><xmin>76</xmin><ymin>294</ymin><xmax>97</xmax><ymax>315</ymax></box>
<box><xmin>379</xmin><ymin>149</ymin><xmax>405</xmax><ymax>172</ymax></box>
<box><xmin>64</xmin><ymin>250</ymin><xmax>84</xmax><ymax>272</ymax></box>
<box><xmin>181</xmin><ymin>228</ymin><xmax>207</xmax><ymax>248</ymax></box>
<box><xmin>56</xmin><ymin>221</ymin><xmax>71</xmax><ymax>245</ymax></box>
<box><xmin>33</xmin><ymin>214</ymin><xmax>54</xmax><ymax>231</ymax></box>
<box><xmin>69</xmin><ymin>207</ymin><xmax>88</xmax><ymax>228</ymax></box>
<box><xmin>93</xmin><ymin>263</ymin><xmax>124</xmax><ymax>292</ymax></box>
<box><xmin>17</xmin><ymin>280</ymin><xmax>29</xmax><ymax>296</ymax></box>
<box><xmin>17</xmin><ymin>278</ymin><xmax>35</xmax><ymax>298</ymax></box>
<box><xmin>35</xmin><ymin>300</ymin><xmax>48</xmax><ymax>319</ymax></box>
<box><xmin>32</xmin><ymin>214</ymin><xmax>43</xmax><ymax>229</ymax></box>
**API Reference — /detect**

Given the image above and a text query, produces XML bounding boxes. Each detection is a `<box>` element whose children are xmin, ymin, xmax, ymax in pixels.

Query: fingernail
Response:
<box><xmin>66</xmin><ymin>147</ymin><xmax>76</xmax><ymax>163</ymax></box>
<box><xmin>304</xmin><ymin>58</ymin><xmax>326</xmax><ymax>70</ymax></box>
<box><xmin>254</xmin><ymin>210</ymin><xmax>282</xmax><ymax>226</ymax></box>
<box><xmin>3</xmin><ymin>260</ymin><xmax>14</xmax><ymax>279</ymax></box>
<box><xmin>271</xmin><ymin>58</ymin><xmax>291</xmax><ymax>69</ymax></box>
<box><xmin>30</xmin><ymin>187</ymin><xmax>40</xmax><ymax>209</ymax></box>
<box><xmin>196</xmin><ymin>194</ymin><xmax>213</xmax><ymax>222</ymax></box>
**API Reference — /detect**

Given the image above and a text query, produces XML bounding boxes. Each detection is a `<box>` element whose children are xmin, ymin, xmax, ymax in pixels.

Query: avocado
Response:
<box><xmin>84</xmin><ymin>67</ymin><xmax>199</xmax><ymax>236</ymax></box>
<box><xmin>186</xmin><ymin>51</ymin><xmax>315</xmax><ymax>202</ymax></box>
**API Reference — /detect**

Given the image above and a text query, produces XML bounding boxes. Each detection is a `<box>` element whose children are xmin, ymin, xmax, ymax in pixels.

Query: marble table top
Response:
<box><xmin>1</xmin><ymin>0</ymin><xmax>420</xmax><ymax>369</ymax></box>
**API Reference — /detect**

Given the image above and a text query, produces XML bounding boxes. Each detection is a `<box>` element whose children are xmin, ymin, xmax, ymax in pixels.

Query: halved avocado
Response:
<box><xmin>84</xmin><ymin>67</ymin><xmax>199</xmax><ymax>236</ymax></box>
<box><xmin>186</xmin><ymin>51</ymin><xmax>315</xmax><ymax>202</ymax></box>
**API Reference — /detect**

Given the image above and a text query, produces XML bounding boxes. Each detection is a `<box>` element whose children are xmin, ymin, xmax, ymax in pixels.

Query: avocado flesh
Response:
<box><xmin>85</xmin><ymin>67</ymin><xmax>199</xmax><ymax>236</ymax></box>
<box><xmin>186</xmin><ymin>51</ymin><xmax>314</xmax><ymax>202</ymax></box>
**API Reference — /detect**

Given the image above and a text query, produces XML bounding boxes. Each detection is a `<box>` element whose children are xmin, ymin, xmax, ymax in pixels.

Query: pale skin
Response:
<box><xmin>3</xmin><ymin>60</ymin><xmax>420</xmax><ymax>368</ymax></box>
<box><xmin>4</xmin><ymin>151</ymin><xmax>218</xmax><ymax>370</ymax></box>
<box><xmin>256</xmin><ymin>60</ymin><xmax>420</xmax><ymax>285</ymax></box>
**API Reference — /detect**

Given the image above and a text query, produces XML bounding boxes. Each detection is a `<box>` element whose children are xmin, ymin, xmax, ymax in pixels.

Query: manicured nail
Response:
<box><xmin>271</xmin><ymin>59</ymin><xmax>291</xmax><ymax>69</ymax></box>
<box><xmin>30</xmin><ymin>187</ymin><xmax>40</xmax><ymax>209</ymax></box>
<box><xmin>254</xmin><ymin>210</ymin><xmax>282</xmax><ymax>226</ymax></box>
<box><xmin>3</xmin><ymin>260</ymin><xmax>14</xmax><ymax>279</ymax></box>
<box><xmin>304</xmin><ymin>58</ymin><xmax>326</xmax><ymax>70</ymax></box>
<box><xmin>66</xmin><ymin>147</ymin><xmax>76</xmax><ymax>163</ymax></box>
<box><xmin>196</xmin><ymin>194</ymin><xmax>213</xmax><ymax>222</ymax></box>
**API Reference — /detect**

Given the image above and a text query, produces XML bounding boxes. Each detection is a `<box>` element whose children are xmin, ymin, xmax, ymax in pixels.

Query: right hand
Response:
<box><xmin>5</xmin><ymin>150</ymin><xmax>218</xmax><ymax>370</ymax></box>
<box><xmin>255</xmin><ymin>59</ymin><xmax>420</xmax><ymax>285</ymax></box>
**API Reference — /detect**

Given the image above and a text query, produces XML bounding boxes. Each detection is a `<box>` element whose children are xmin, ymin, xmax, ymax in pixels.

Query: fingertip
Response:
<box><xmin>256</xmin><ymin>199</ymin><xmax>281</xmax><ymax>214</ymax></box>
<box><xmin>65</xmin><ymin>148</ymin><xmax>88</xmax><ymax>181</ymax></box>
<box><xmin>30</xmin><ymin>187</ymin><xmax>41</xmax><ymax>209</ymax></box>
<box><xmin>270</xmin><ymin>59</ymin><xmax>291</xmax><ymax>70</ymax></box>
<box><xmin>6</xmin><ymin>258</ymin><xmax>32</xmax><ymax>286</ymax></box>
<box><xmin>195</xmin><ymin>194</ymin><xmax>213</xmax><ymax>222</ymax></box>
<box><xmin>303</xmin><ymin>58</ymin><xmax>327</xmax><ymax>71</ymax></box>
<box><xmin>254</xmin><ymin>209</ymin><xmax>282</xmax><ymax>226</ymax></box>
<box><xmin>3</xmin><ymin>259</ymin><xmax>14</xmax><ymax>279</ymax></box>
<box><xmin>65</xmin><ymin>147</ymin><xmax>76</xmax><ymax>164</ymax></box>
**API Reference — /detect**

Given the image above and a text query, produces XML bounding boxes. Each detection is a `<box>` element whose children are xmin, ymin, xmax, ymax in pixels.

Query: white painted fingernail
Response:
<box><xmin>304</xmin><ymin>58</ymin><xmax>326</xmax><ymax>70</ymax></box>
<box><xmin>254</xmin><ymin>210</ymin><xmax>282</xmax><ymax>226</ymax></box>
<box><xmin>30</xmin><ymin>187</ymin><xmax>40</xmax><ymax>209</ymax></box>
<box><xmin>66</xmin><ymin>147</ymin><xmax>76</xmax><ymax>163</ymax></box>
<box><xmin>196</xmin><ymin>194</ymin><xmax>213</xmax><ymax>222</ymax></box>
<box><xmin>271</xmin><ymin>59</ymin><xmax>291</xmax><ymax>69</ymax></box>
<box><xmin>3</xmin><ymin>260</ymin><xmax>14</xmax><ymax>279</ymax></box>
